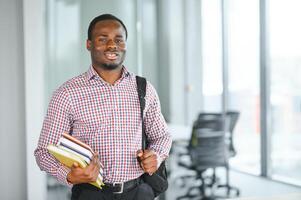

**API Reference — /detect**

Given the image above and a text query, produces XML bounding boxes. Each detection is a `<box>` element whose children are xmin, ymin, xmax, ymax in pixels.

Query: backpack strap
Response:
<box><xmin>136</xmin><ymin>76</ymin><xmax>147</xmax><ymax>150</ymax></box>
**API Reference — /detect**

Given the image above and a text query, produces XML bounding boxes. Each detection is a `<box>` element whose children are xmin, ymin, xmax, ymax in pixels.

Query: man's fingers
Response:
<box><xmin>142</xmin><ymin>159</ymin><xmax>157</xmax><ymax>169</ymax></box>
<box><xmin>142</xmin><ymin>150</ymin><xmax>156</xmax><ymax>159</ymax></box>
<box><xmin>137</xmin><ymin>149</ymin><xmax>143</xmax><ymax>157</ymax></box>
<box><xmin>68</xmin><ymin>156</ymin><xmax>101</xmax><ymax>183</ymax></box>
<box><xmin>72</xmin><ymin>162</ymin><xmax>79</xmax><ymax>169</ymax></box>
<box><xmin>85</xmin><ymin>154</ymin><xmax>101</xmax><ymax>181</ymax></box>
<box><xmin>144</xmin><ymin>165</ymin><xmax>157</xmax><ymax>174</ymax></box>
<box><xmin>137</xmin><ymin>149</ymin><xmax>159</xmax><ymax>174</ymax></box>
<box><xmin>141</xmin><ymin>154</ymin><xmax>157</xmax><ymax>164</ymax></box>
<box><xmin>88</xmin><ymin>154</ymin><xmax>99</xmax><ymax>168</ymax></box>
<box><xmin>94</xmin><ymin>155</ymin><xmax>101</xmax><ymax>169</ymax></box>
<box><xmin>140</xmin><ymin>155</ymin><xmax>158</xmax><ymax>174</ymax></box>
<box><xmin>92</xmin><ymin>154</ymin><xmax>98</xmax><ymax>164</ymax></box>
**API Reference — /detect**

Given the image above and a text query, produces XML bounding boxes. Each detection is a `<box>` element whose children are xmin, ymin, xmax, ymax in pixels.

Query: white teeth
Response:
<box><xmin>105</xmin><ymin>53</ymin><xmax>118</xmax><ymax>59</ymax></box>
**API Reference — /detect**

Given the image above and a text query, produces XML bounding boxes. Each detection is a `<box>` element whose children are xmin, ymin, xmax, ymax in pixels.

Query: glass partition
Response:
<box><xmin>202</xmin><ymin>0</ymin><xmax>223</xmax><ymax>112</ymax></box>
<box><xmin>268</xmin><ymin>0</ymin><xmax>301</xmax><ymax>185</ymax></box>
<box><xmin>227</xmin><ymin>0</ymin><xmax>260</xmax><ymax>174</ymax></box>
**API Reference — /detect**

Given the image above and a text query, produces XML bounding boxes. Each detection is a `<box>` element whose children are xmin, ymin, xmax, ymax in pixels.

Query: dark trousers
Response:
<box><xmin>71</xmin><ymin>181</ymin><xmax>155</xmax><ymax>200</ymax></box>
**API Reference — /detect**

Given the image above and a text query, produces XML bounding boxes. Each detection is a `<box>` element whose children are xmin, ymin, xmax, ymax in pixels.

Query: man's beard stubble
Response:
<box><xmin>102</xmin><ymin>63</ymin><xmax>120</xmax><ymax>70</ymax></box>
<box><xmin>100</xmin><ymin>52</ymin><xmax>126</xmax><ymax>70</ymax></box>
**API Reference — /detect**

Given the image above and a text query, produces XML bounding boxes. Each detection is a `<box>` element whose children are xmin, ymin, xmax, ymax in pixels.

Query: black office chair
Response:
<box><xmin>176</xmin><ymin>113</ymin><xmax>240</xmax><ymax>200</ymax></box>
<box><xmin>225</xmin><ymin>111</ymin><xmax>240</xmax><ymax>157</ymax></box>
<box><xmin>197</xmin><ymin>111</ymin><xmax>240</xmax><ymax>157</ymax></box>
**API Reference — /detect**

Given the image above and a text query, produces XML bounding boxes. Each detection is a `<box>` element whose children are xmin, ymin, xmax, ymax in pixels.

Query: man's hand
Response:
<box><xmin>137</xmin><ymin>149</ymin><xmax>158</xmax><ymax>175</ymax></box>
<box><xmin>67</xmin><ymin>153</ymin><xmax>101</xmax><ymax>184</ymax></box>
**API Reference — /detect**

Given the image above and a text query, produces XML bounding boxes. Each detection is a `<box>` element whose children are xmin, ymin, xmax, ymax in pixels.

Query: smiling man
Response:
<box><xmin>34</xmin><ymin>14</ymin><xmax>172</xmax><ymax>200</ymax></box>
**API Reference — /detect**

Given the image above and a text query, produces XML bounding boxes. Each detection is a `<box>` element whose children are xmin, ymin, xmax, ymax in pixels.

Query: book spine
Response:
<box><xmin>58</xmin><ymin>145</ymin><xmax>91</xmax><ymax>164</ymax></box>
<box><xmin>62</xmin><ymin>132</ymin><xmax>95</xmax><ymax>154</ymax></box>
<box><xmin>60</xmin><ymin>142</ymin><xmax>92</xmax><ymax>160</ymax></box>
<box><xmin>58</xmin><ymin>144</ymin><xmax>103</xmax><ymax>175</ymax></box>
<box><xmin>59</xmin><ymin>138</ymin><xmax>93</xmax><ymax>158</ymax></box>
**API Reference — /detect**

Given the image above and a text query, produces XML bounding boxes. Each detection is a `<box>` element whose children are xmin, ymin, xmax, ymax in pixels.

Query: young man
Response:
<box><xmin>34</xmin><ymin>14</ymin><xmax>172</xmax><ymax>200</ymax></box>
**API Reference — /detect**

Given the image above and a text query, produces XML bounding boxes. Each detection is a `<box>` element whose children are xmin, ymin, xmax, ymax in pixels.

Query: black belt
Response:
<box><xmin>102</xmin><ymin>177</ymin><xmax>142</xmax><ymax>194</ymax></box>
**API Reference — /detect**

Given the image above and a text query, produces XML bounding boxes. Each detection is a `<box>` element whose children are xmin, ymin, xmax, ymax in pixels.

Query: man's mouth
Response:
<box><xmin>104</xmin><ymin>52</ymin><xmax>119</xmax><ymax>60</ymax></box>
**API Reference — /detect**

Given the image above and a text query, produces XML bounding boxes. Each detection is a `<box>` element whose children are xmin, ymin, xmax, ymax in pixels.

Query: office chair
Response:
<box><xmin>176</xmin><ymin>117</ymin><xmax>224</xmax><ymax>199</ymax></box>
<box><xmin>225</xmin><ymin>111</ymin><xmax>240</xmax><ymax>157</ymax></box>
<box><xmin>176</xmin><ymin>114</ymin><xmax>240</xmax><ymax>199</ymax></box>
<box><xmin>197</xmin><ymin>111</ymin><xmax>240</xmax><ymax>157</ymax></box>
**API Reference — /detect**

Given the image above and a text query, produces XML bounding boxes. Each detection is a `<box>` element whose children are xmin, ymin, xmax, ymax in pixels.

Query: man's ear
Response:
<box><xmin>86</xmin><ymin>39</ymin><xmax>91</xmax><ymax>51</ymax></box>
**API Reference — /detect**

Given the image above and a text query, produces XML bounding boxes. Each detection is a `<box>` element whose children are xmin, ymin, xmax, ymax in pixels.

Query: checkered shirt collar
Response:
<box><xmin>86</xmin><ymin>65</ymin><xmax>131</xmax><ymax>82</ymax></box>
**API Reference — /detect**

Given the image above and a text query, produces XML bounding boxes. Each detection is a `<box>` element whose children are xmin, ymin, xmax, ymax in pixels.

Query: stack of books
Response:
<box><xmin>47</xmin><ymin>133</ymin><xmax>104</xmax><ymax>189</ymax></box>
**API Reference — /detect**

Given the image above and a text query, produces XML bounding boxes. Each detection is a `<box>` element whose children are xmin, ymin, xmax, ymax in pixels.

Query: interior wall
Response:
<box><xmin>23</xmin><ymin>0</ymin><xmax>47</xmax><ymax>199</ymax></box>
<box><xmin>0</xmin><ymin>0</ymin><xmax>27</xmax><ymax>199</ymax></box>
<box><xmin>184</xmin><ymin>0</ymin><xmax>203</xmax><ymax>124</ymax></box>
<box><xmin>45</xmin><ymin>0</ymin><xmax>82</xmax><ymax>99</ymax></box>
<box><xmin>157</xmin><ymin>0</ymin><xmax>203</xmax><ymax>124</ymax></box>
<box><xmin>156</xmin><ymin>0</ymin><xmax>171</xmax><ymax>122</ymax></box>
<box><xmin>142</xmin><ymin>0</ymin><xmax>159</xmax><ymax>89</ymax></box>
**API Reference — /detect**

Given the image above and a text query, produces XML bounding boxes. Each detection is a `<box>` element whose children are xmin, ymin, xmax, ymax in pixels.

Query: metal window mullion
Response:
<box><xmin>221</xmin><ymin>0</ymin><xmax>229</xmax><ymax>129</ymax></box>
<box><xmin>199</xmin><ymin>0</ymin><xmax>204</xmax><ymax>112</ymax></box>
<box><xmin>183</xmin><ymin>0</ymin><xmax>189</xmax><ymax>125</ymax></box>
<box><xmin>260</xmin><ymin>0</ymin><xmax>271</xmax><ymax>177</ymax></box>
<box><xmin>136</xmin><ymin>0</ymin><xmax>143</xmax><ymax>76</ymax></box>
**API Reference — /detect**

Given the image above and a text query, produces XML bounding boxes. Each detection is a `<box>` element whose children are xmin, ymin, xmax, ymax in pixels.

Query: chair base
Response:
<box><xmin>217</xmin><ymin>184</ymin><xmax>240</xmax><ymax>196</ymax></box>
<box><xmin>176</xmin><ymin>179</ymin><xmax>240</xmax><ymax>200</ymax></box>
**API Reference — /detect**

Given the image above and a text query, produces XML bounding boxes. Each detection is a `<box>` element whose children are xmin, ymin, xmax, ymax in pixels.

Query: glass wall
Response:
<box><xmin>202</xmin><ymin>0</ymin><xmax>223</xmax><ymax>112</ymax></box>
<box><xmin>42</xmin><ymin>0</ymin><xmax>301</xmax><ymax>196</ymax></box>
<box><xmin>227</xmin><ymin>0</ymin><xmax>260</xmax><ymax>174</ymax></box>
<box><xmin>45</xmin><ymin>0</ymin><xmax>138</xmax><ymax>99</ymax></box>
<box><xmin>45</xmin><ymin>0</ymin><xmax>82</xmax><ymax>99</ymax></box>
<box><xmin>268</xmin><ymin>0</ymin><xmax>301</xmax><ymax>184</ymax></box>
<box><xmin>201</xmin><ymin>0</ymin><xmax>301</xmax><ymax>186</ymax></box>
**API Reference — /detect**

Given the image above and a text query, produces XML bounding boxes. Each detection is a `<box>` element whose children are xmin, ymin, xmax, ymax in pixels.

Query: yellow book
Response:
<box><xmin>47</xmin><ymin>144</ymin><xmax>104</xmax><ymax>189</ymax></box>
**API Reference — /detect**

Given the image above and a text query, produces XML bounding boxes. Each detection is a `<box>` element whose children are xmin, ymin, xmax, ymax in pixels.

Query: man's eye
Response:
<box><xmin>115</xmin><ymin>39</ymin><xmax>124</xmax><ymax>44</ymax></box>
<box><xmin>99</xmin><ymin>38</ymin><xmax>107</xmax><ymax>43</ymax></box>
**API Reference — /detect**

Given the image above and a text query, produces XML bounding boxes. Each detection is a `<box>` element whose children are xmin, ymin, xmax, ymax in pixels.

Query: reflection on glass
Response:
<box><xmin>227</xmin><ymin>0</ymin><xmax>260</xmax><ymax>174</ymax></box>
<box><xmin>269</xmin><ymin>0</ymin><xmax>301</xmax><ymax>185</ymax></box>
<box><xmin>202</xmin><ymin>0</ymin><xmax>223</xmax><ymax>112</ymax></box>
<box><xmin>46</xmin><ymin>0</ymin><xmax>82</xmax><ymax>99</ymax></box>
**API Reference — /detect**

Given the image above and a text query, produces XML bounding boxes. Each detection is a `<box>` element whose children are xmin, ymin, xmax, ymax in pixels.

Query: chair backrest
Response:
<box><xmin>189</xmin><ymin>115</ymin><xmax>224</xmax><ymax>149</ymax></box>
<box><xmin>190</xmin><ymin>128</ymin><xmax>228</xmax><ymax>169</ymax></box>
<box><xmin>195</xmin><ymin>113</ymin><xmax>225</xmax><ymax>131</ymax></box>
<box><xmin>195</xmin><ymin>111</ymin><xmax>240</xmax><ymax>156</ymax></box>
<box><xmin>226</xmin><ymin>111</ymin><xmax>240</xmax><ymax>134</ymax></box>
<box><xmin>225</xmin><ymin>111</ymin><xmax>240</xmax><ymax>156</ymax></box>
<box><xmin>187</xmin><ymin>112</ymin><xmax>236</xmax><ymax>170</ymax></box>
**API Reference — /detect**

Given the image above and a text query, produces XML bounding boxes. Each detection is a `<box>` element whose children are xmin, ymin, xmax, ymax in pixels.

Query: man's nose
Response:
<box><xmin>106</xmin><ymin>39</ymin><xmax>117</xmax><ymax>49</ymax></box>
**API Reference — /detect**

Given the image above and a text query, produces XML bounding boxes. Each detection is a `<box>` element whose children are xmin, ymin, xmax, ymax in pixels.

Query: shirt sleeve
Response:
<box><xmin>144</xmin><ymin>82</ymin><xmax>172</xmax><ymax>162</ymax></box>
<box><xmin>34</xmin><ymin>86</ymin><xmax>73</xmax><ymax>186</ymax></box>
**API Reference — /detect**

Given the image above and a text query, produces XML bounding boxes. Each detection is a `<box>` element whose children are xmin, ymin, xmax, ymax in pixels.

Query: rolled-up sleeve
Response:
<box><xmin>144</xmin><ymin>83</ymin><xmax>172</xmax><ymax>161</ymax></box>
<box><xmin>34</xmin><ymin>86</ymin><xmax>73</xmax><ymax>186</ymax></box>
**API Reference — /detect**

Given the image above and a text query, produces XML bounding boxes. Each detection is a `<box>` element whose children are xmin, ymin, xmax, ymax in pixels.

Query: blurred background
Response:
<box><xmin>1</xmin><ymin>0</ymin><xmax>301</xmax><ymax>199</ymax></box>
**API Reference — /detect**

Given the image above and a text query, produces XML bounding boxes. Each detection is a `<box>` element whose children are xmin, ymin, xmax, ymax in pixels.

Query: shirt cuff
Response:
<box><xmin>57</xmin><ymin>165</ymin><xmax>73</xmax><ymax>187</ymax></box>
<box><xmin>155</xmin><ymin>152</ymin><xmax>163</xmax><ymax>168</ymax></box>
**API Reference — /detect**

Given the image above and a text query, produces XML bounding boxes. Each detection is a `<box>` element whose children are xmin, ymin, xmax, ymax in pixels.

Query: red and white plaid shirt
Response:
<box><xmin>34</xmin><ymin>66</ymin><xmax>172</xmax><ymax>185</ymax></box>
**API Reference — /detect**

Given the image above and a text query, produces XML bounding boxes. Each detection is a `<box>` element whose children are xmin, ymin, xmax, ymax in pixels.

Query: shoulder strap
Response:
<box><xmin>136</xmin><ymin>76</ymin><xmax>147</xmax><ymax>150</ymax></box>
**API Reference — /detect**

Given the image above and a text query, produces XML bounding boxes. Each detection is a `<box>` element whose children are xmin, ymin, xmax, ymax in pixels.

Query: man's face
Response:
<box><xmin>87</xmin><ymin>20</ymin><xmax>127</xmax><ymax>70</ymax></box>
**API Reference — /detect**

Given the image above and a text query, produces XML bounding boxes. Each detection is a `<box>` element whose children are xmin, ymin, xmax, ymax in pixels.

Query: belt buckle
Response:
<box><xmin>112</xmin><ymin>182</ymin><xmax>124</xmax><ymax>194</ymax></box>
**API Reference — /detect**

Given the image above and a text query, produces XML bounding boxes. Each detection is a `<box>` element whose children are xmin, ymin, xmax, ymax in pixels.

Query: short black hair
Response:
<box><xmin>87</xmin><ymin>14</ymin><xmax>128</xmax><ymax>40</ymax></box>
